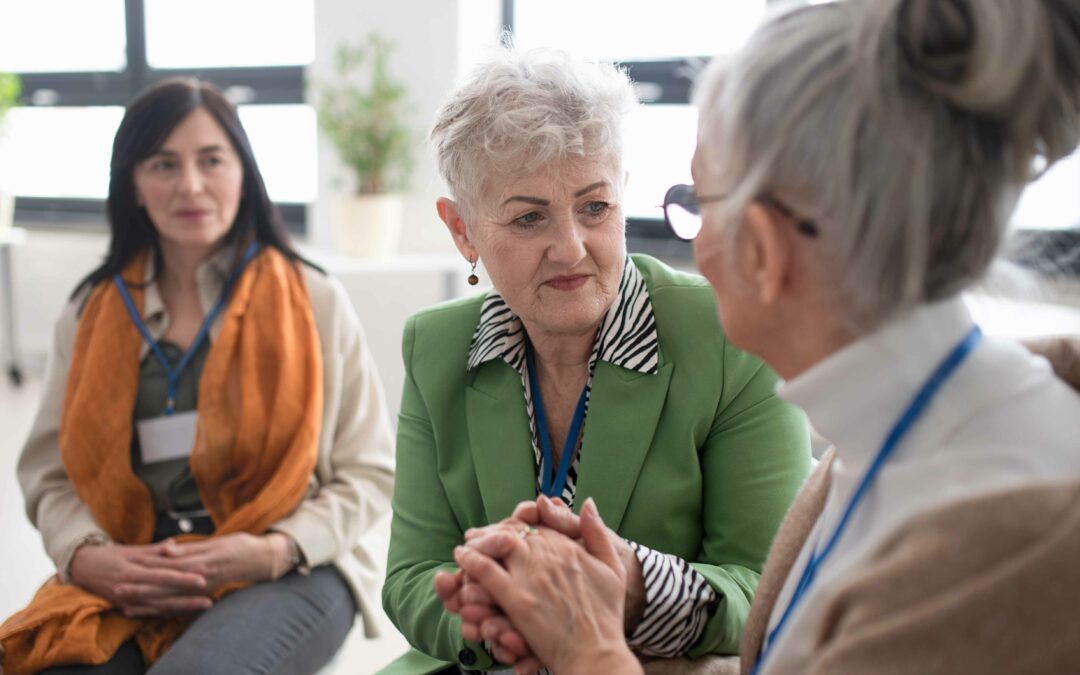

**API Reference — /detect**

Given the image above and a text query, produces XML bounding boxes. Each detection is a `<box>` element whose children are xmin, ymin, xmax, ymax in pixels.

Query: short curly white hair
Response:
<box><xmin>430</xmin><ymin>46</ymin><xmax>638</xmax><ymax>215</ymax></box>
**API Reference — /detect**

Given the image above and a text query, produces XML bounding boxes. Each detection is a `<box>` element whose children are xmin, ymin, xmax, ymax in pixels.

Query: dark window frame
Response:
<box><xmin>501</xmin><ymin>0</ymin><xmax>1080</xmax><ymax>271</ymax></box>
<box><xmin>9</xmin><ymin>0</ymin><xmax>308</xmax><ymax>234</ymax></box>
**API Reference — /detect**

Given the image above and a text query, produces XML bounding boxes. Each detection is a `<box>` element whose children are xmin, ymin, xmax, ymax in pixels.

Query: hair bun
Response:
<box><xmin>894</xmin><ymin>0</ymin><xmax>1080</xmax><ymax>162</ymax></box>
<box><xmin>898</xmin><ymin>0</ymin><xmax>974</xmax><ymax>87</ymax></box>
<box><xmin>897</xmin><ymin>0</ymin><xmax>1044</xmax><ymax>116</ymax></box>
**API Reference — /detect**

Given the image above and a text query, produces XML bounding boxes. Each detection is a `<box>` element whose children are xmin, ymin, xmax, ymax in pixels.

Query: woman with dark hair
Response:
<box><xmin>0</xmin><ymin>78</ymin><xmax>395</xmax><ymax>674</ymax></box>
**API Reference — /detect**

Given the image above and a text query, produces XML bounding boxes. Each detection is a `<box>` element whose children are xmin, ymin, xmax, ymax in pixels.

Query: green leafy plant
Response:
<box><xmin>0</xmin><ymin>72</ymin><xmax>20</xmax><ymax>128</ymax></box>
<box><xmin>315</xmin><ymin>35</ymin><xmax>413</xmax><ymax>196</ymax></box>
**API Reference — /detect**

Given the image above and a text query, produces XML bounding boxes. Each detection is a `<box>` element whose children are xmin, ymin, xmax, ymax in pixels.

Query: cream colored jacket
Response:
<box><xmin>16</xmin><ymin>247</ymin><xmax>396</xmax><ymax>637</ymax></box>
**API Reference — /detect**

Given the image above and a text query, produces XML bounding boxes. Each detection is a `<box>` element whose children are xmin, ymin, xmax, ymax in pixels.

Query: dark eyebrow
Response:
<box><xmin>500</xmin><ymin>181</ymin><xmax>610</xmax><ymax>207</ymax></box>
<box><xmin>151</xmin><ymin>145</ymin><xmax>228</xmax><ymax>158</ymax></box>
<box><xmin>574</xmin><ymin>181</ymin><xmax>608</xmax><ymax>197</ymax></box>
<box><xmin>501</xmin><ymin>195</ymin><xmax>549</xmax><ymax>207</ymax></box>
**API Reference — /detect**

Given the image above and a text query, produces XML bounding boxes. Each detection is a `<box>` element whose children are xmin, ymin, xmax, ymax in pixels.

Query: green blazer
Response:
<box><xmin>380</xmin><ymin>255</ymin><xmax>811</xmax><ymax>674</ymax></box>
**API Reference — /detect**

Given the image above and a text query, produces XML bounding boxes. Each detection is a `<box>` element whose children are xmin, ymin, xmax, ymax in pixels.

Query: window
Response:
<box><xmin>0</xmin><ymin>0</ymin><xmax>314</xmax><ymax>232</ymax></box>
<box><xmin>1014</xmin><ymin>152</ymin><xmax>1080</xmax><ymax>231</ymax></box>
<box><xmin>238</xmin><ymin>105</ymin><xmax>317</xmax><ymax>204</ymax></box>
<box><xmin>0</xmin><ymin>106</ymin><xmax>124</xmax><ymax>199</ymax></box>
<box><xmin>511</xmin><ymin>1</ymin><xmax>764</xmax><ymax>62</ymax></box>
<box><xmin>505</xmin><ymin>0</ymin><xmax>1080</xmax><ymax>263</ymax></box>
<box><xmin>144</xmin><ymin>0</ymin><xmax>314</xmax><ymax>69</ymax></box>
<box><xmin>620</xmin><ymin>105</ymin><xmax>696</xmax><ymax>221</ymax></box>
<box><xmin>0</xmin><ymin>1</ymin><xmax>127</xmax><ymax>73</ymax></box>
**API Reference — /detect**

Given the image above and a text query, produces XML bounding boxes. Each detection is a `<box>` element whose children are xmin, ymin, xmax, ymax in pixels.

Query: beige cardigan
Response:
<box><xmin>519</xmin><ymin>336</ymin><xmax>1080</xmax><ymax>675</ymax></box>
<box><xmin>645</xmin><ymin>341</ymin><xmax>1080</xmax><ymax>675</ymax></box>
<box><xmin>16</xmin><ymin>250</ymin><xmax>396</xmax><ymax>637</ymax></box>
<box><xmin>740</xmin><ymin>448</ymin><xmax>1080</xmax><ymax>674</ymax></box>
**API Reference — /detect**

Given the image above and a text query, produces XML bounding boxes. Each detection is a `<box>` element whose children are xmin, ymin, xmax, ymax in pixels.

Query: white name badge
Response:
<box><xmin>137</xmin><ymin>410</ymin><xmax>198</xmax><ymax>464</ymax></box>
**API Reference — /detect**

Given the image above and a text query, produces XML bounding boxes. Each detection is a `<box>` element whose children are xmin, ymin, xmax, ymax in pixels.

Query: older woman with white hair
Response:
<box><xmin>379</xmin><ymin>48</ymin><xmax>812</xmax><ymax>674</ymax></box>
<box><xmin>451</xmin><ymin>0</ymin><xmax>1080</xmax><ymax>673</ymax></box>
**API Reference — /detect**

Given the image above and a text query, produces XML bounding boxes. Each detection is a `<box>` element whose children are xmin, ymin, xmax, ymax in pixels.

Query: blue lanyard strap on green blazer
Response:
<box><xmin>525</xmin><ymin>341</ymin><xmax>590</xmax><ymax>499</ymax></box>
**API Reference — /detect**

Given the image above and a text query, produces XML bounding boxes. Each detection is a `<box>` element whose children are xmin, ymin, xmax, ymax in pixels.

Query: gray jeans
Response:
<box><xmin>39</xmin><ymin>566</ymin><xmax>356</xmax><ymax>675</ymax></box>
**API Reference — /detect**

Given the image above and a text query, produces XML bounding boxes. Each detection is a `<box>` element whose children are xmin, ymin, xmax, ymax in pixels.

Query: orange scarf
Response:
<box><xmin>0</xmin><ymin>246</ymin><xmax>323</xmax><ymax>674</ymax></box>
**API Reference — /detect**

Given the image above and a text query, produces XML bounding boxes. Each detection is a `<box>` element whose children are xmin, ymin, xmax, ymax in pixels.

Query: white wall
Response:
<box><xmin>307</xmin><ymin>0</ymin><xmax>502</xmax><ymax>254</ymax></box>
<box><xmin>2</xmin><ymin>228</ymin><xmax>107</xmax><ymax>376</ymax></box>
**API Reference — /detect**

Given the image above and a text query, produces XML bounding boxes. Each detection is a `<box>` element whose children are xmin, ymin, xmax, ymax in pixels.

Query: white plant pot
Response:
<box><xmin>335</xmin><ymin>193</ymin><xmax>404</xmax><ymax>258</ymax></box>
<box><xmin>0</xmin><ymin>190</ymin><xmax>13</xmax><ymax>234</ymax></box>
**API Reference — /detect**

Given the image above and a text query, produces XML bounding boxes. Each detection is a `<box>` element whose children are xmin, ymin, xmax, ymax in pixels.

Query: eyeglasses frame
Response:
<box><xmin>661</xmin><ymin>183</ymin><xmax>819</xmax><ymax>241</ymax></box>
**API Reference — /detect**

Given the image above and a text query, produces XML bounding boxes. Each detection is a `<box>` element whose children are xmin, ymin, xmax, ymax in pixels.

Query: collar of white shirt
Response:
<box><xmin>776</xmin><ymin>296</ymin><xmax>976</xmax><ymax>473</ymax></box>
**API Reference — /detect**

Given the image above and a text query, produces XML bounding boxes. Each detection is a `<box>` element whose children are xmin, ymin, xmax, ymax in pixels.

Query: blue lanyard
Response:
<box><xmin>525</xmin><ymin>343</ymin><xmax>590</xmax><ymax>499</ymax></box>
<box><xmin>114</xmin><ymin>242</ymin><xmax>260</xmax><ymax>415</ymax></box>
<box><xmin>753</xmin><ymin>325</ymin><xmax>983</xmax><ymax>674</ymax></box>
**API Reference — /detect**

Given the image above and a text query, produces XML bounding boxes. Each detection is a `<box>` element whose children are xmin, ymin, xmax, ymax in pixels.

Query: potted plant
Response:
<box><xmin>315</xmin><ymin>35</ymin><xmax>413</xmax><ymax>257</ymax></box>
<box><xmin>0</xmin><ymin>72</ymin><xmax>20</xmax><ymax>234</ymax></box>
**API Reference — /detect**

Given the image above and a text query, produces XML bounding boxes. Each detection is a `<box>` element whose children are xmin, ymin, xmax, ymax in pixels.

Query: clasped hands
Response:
<box><xmin>68</xmin><ymin>532</ymin><xmax>294</xmax><ymax>619</ymax></box>
<box><xmin>435</xmin><ymin>496</ymin><xmax>644</xmax><ymax>675</ymax></box>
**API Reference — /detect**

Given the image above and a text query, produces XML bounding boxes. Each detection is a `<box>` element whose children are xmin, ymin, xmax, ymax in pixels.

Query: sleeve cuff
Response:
<box><xmin>270</xmin><ymin>508</ymin><xmax>338</xmax><ymax>571</ymax></box>
<box><xmin>626</xmin><ymin>540</ymin><xmax>719</xmax><ymax>658</ymax></box>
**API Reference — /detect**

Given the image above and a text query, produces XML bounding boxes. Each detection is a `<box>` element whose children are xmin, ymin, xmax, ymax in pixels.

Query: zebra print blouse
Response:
<box><xmin>466</xmin><ymin>257</ymin><xmax>718</xmax><ymax>659</ymax></box>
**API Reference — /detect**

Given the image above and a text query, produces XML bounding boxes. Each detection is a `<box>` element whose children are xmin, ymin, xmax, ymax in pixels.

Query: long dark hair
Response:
<box><xmin>72</xmin><ymin>78</ymin><xmax>314</xmax><ymax>299</ymax></box>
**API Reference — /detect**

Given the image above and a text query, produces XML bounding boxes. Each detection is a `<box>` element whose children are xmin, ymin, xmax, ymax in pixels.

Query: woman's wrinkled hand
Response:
<box><xmin>436</xmin><ymin>511</ymin><xmax>541</xmax><ymax>668</ymax></box>
<box><xmin>466</xmin><ymin>497</ymin><xmax>646</xmax><ymax>634</ymax></box>
<box><xmin>69</xmin><ymin>540</ymin><xmax>211</xmax><ymax>619</ymax></box>
<box><xmin>160</xmin><ymin>532</ymin><xmax>285</xmax><ymax>592</ymax></box>
<box><xmin>454</xmin><ymin>498</ymin><xmax>640</xmax><ymax>675</ymax></box>
<box><xmin>445</xmin><ymin>498</ymin><xmax>581</xmax><ymax>667</ymax></box>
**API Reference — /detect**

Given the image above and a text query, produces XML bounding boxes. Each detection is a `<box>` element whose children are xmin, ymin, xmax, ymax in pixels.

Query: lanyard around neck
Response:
<box><xmin>525</xmin><ymin>343</ymin><xmax>590</xmax><ymax>499</ymax></box>
<box><xmin>753</xmin><ymin>324</ymin><xmax>984</xmax><ymax>674</ymax></box>
<box><xmin>114</xmin><ymin>242</ymin><xmax>260</xmax><ymax>415</ymax></box>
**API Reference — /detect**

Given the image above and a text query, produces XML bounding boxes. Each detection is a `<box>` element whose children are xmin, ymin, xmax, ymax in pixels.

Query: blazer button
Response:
<box><xmin>458</xmin><ymin>648</ymin><xmax>477</xmax><ymax>667</ymax></box>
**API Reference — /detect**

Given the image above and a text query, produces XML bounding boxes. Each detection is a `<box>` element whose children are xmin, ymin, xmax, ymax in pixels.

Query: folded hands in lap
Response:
<box><xmin>436</xmin><ymin>497</ymin><xmax>643</xmax><ymax>675</ymax></box>
<box><xmin>69</xmin><ymin>532</ymin><xmax>289</xmax><ymax>618</ymax></box>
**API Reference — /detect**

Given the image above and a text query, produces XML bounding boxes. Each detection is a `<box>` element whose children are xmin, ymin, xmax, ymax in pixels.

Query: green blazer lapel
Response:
<box><xmin>573</xmin><ymin>361</ymin><xmax>674</xmax><ymax>530</ymax></box>
<box><xmin>465</xmin><ymin>361</ymin><xmax>537</xmax><ymax>523</ymax></box>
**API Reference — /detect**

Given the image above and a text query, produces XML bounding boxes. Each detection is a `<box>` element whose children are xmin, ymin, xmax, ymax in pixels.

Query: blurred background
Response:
<box><xmin>1</xmin><ymin>1</ymin><xmax>1078</xmax><ymax>672</ymax></box>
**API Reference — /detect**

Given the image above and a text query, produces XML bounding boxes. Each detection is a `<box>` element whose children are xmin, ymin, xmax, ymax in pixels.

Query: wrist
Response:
<box><xmin>562</xmin><ymin>643</ymin><xmax>639</xmax><ymax>675</ymax></box>
<box><xmin>67</xmin><ymin>535</ymin><xmax>111</xmax><ymax>585</ymax></box>
<box><xmin>265</xmin><ymin>532</ymin><xmax>300</xmax><ymax>581</ymax></box>
<box><xmin>621</xmin><ymin>543</ymin><xmax>646</xmax><ymax>635</ymax></box>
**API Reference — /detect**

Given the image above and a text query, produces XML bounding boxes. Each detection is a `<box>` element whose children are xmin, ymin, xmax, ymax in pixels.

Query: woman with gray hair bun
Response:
<box><xmin>379</xmin><ymin>46</ymin><xmax>813</xmax><ymax>674</ymax></box>
<box><xmin>451</xmin><ymin>1</ymin><xmax>1080</xmax><ymax>674</ymax></box>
